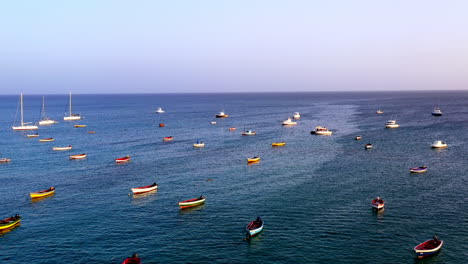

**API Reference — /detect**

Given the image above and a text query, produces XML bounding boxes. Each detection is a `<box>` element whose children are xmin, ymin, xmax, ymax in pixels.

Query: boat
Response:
<box><xmin>385</xmin><ymin>120</ymin><xmax>399</xmax><ymax>128</ymax></box>
<box><xmin>246</xmin><ymin>216</ymin><xmax>264</xmax><ymax>239</ymax></box>
<box><xmin>365</xmin><ymin>143</ymin><xmax>373</xmax><ymax>149</ymax></box>
<box><xmin>312</xmin><ymin>126</ymin><xmax>333</xmax><ymax>135</ymax></box>
<box><xmin>0</xmin><ymin>214</ymin><xmax>21</xmax><ymax>230</ymax></box>
<box><xmin>193</xmin><ymin>140</ymin><xmax>205</xmax><ymax>147</ymax></box>
<box><xmin>12</xmin><ymin>93</ymin><xmax>39</xmax><ymax>131</ymax></box>
<box><xmin>229</xmin><ymin>127</ymin><xmax>237</xmax><ymax>131</ymax></box>
<box><xmin>39</xmin><ymin>138</ymin><xmax>55</xmax><ymax>142</ymax></box>
<box><xmin>293</xmin><ymin>112</ymin><xmax>300</xmax><ymax>119</ymax></box>
<box><xmin>69</xmin><ymin>153</ymin><xmax>87</xmax><ymax>160</ymax></box>
<box><xmin>215</xmin><ymin>111</ymin><xmax>229</xmax><ymax>118</ymax></box>
<box><xmin>30</xmin><ymin>187</ymin><xmax>55</xmax><ymax>199</ymax></box>
<box><xmin>52</xmin><ymin>145</ymin><xmax>72</xmax><ymax>151</ymax></box>
<box><xmin>272</xmin><ymin>142</ymin><xmax>286</xmax><ymax>147</ymax></box>
<box><xmin>27</xmin><ymin>134</ymin><xmax>39</xmax><ymax>138</ymax></box>
<box><xmin>163</xmin><ymin>136</ymin><xmax>174</xmax><ymax>142</ymax></box>
<box><xmin>0</xmin><ymin>158</ymin><xmax>12</xmax><ymax>163</ymax></box>
<box><xmin>155</xmin><ymin>107</ymin><xmax>165</xmax><ymax>113</ymax></box>
<box><xmin>63</xmin><ymin>92</ymin><xmax>82</xmax><ymax>121</ymax></box>
<box><xmin>247</xmin><ymin>156</ymin><xmax>260</xmax><ymax>163</ymax></box>
<box><xmin>410</xmin><ymin>166</ymin><xmax>428</xmax><ymax>173</ymax></box>
<box><xmin>159</xmin><ymin>123</ymin><xmax>165</xmax><ymax>127</ymax></box>
<box><xmin>242</xmin><ymin>130</ymin><xmax>257</xmax><ymax>136</ymax></box>
<box><xmin>376</xmin><ymin>109</ymin><xmax>384</xmax><ymax>114</ymax></box>
<box><xmin>121</xmin><ymin>254</ymin><xmax>141</xmax><ymax>264</ymax></box>
<box><xmin>371</xmin><ymin>197</ymin><xmax>384</xmax><ymax>210</ymax></box>
<box><xmin>431</xmin><ymin>140</ymin><xmax>447</xmax><ymax>148</ymax></box>
<box><xmin>87</xmin><ymin>131</ymin><xmax>96</xmax><ymax>134</ymax></box>
<box><xmin>131</xmin><ymin>182</ymin><xmax>158</xmax><ymax>194</ymax></box>
<box><xmin>414</xmin><ymin>236</ymin><xmax>444</xmax><ymax>258</ymax></box>
<box><xmin>116</xmin><ymin>156</ymin><xmax>131</xmax><ymax>163</ymax></box>
<box><xmin>282</xmin><ymin>117</ymin><xmax>297</xmax><ymax>126</ymax></box>
<box><xmin>210</xmin><ymin>121</ymin><xmax>217</xmax><ymax>124</ymax></box>
<box><xmin>355</xmin><ymin>136</ymin><xmax>362</xmax><ymax>140</ymax></box>
<box><xmin>432</xmin><ymin>107</ymin><xmax>443</xmax><ymax>116</ymax></box>
<box><xmin>74</xmin><ymin>124</ymin><xmax>87</xmax><ymax>128</ymax></box>
<box><xmin>38</xmin><ymin>96</ymin><xmax>58</xmax><ymax>125</ymax></box>
<box><xmin>178</xmin><ymin>196</ymin><xmax>206</xmax><ymax>209</ymax></box>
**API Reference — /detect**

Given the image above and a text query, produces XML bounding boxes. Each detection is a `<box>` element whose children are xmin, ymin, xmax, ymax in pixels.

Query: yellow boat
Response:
<box><xmin>247</xmin><ymin>156</ymin><xmax>261</xmax><ymax>163</ymax></box>
<box><xmin>0</xmin><ymin>214</ymin><xmax>21</xmax><ymax>230</ymax></box>
<box><xmin>272</xmin><ymin>142</ymin><xmax>286</xmax><ymax>147</ymax></box>
<box><xmin>30</xmin><ymin>187</ymin><xmax>55</xmax><ymax>198</ymax></box>
<box><xmin>74</xmin><ymin>125</ymin><xmax>87</xmax><ymax>128</ymax></box>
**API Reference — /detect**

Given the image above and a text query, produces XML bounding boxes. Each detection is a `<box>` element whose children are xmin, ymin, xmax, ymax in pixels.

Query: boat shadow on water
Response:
<box><xmin>178</xmin><ymin>204</ymin><xmax>206</xmax><ymax>215</ymax></box>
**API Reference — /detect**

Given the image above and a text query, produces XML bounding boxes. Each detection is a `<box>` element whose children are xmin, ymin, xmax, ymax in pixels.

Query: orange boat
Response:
<box><xmin>229</xmin><ymin>127</ymin><xmax>236</xmax><ymax>131</ymax></box>
<box><xmin>0</xmin><ymin>158</ymin><xmax>11</xmax><ymax>163</ymax></box>
<box><xmin>159</xmin><ymin>123</ymin><xmax>165</xmax><ymax>127</ymax></box>
<box><xmin>163</xmin><ymin>136</ymin><xmax>173</xmax><ymax>142</ymax></box>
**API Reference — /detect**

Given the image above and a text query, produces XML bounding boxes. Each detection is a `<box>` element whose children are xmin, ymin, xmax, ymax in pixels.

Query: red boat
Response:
<box><xmin>121</xmin><ymin>254</ymin><xmax>141</xmax><ymax>264</ymax></box>
<box><xmin>131</xmin><ymin>182</ymin><xmax>158</xmax><ymax>194</ymax></box>
<box><xmin>0</xmin><ymin>158</ymin><xmax>11</xmax><ymax>163</ymax></box>
<box><xmin>414</xmin><ymin>236</ymin><xmax>444</xmax><ymax>258</ymax></box>
<box><xmin>163</xmin><ymin>136</ymin><xmax>173</xmax><ymax>142</ymax></box>
<box><xmin>116</xmin><ymin>156</ymin><xmax>131</xmax><ymax>163</ymax></box>
<box><xmin>371</xmin><ymin>197</ymin><xmax>384</xmax><ymax>210</ymax></box>
<box><xmin>159</xmin><ymin>123</ymin><xmax>165</xmax><ymax>127</ymax></box>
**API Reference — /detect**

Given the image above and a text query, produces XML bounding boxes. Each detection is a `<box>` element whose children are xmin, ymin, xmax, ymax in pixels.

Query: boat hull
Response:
<box><xmin>64</xmin><ymin>116</ymin><xmax>81</xmax><ymax>121</ymax></box>
<box><xmin>0</xmin><ymin>215</ymin><xmax>21</xmax><ymax>230</ymax></box>
<box><xmin>414</xmin><ymin>240</ymin><xmax>443</xmax><ymax>258</ymax></box>
<box><xmin>39</xmin><ymin>138</ymin><xmax>55</xmax><ymax>142</ymax></box>
<box><xmin>246</xmin><ymin>219</ymin><xmax>264</xmax><ymax>238</ymax></box>
<box><xmin>0</xmin><ymin>158</ymin><xmax>12</xmax><ymax>163</ymax></box>
<box><xmin>30</xmin><ymin>188</ymin><xmax>55</xmax><ymax>198</ymax></box>
<box><xmin>178</xmin><ymin>197</ymin><xmax>206</xmax><ymax>209</ymax></box>
<box><xmin>272</xmin><ymin>142</ymin><xmax>286</xmax><ymax>147</ymax></box>
<box><xmin>131</xmin><ymin>184</ymin><xmax>158</xmax><ymax>194</ymax></box>
<box><xmin>410</xmin><ymin>167</ymin><xmax>427</xmax><ymax>173</ymax></box>
<box><xmin>116</xmin><ymin>157</ymin><xmax>131</xmax><ymax>163</ymax></box>
<box><xmin>12</xmin><ymin>125</ymin><xmax>39</xmax><ymax>130</ymax></box>
<box><xmin>39</xmin><ymin>120</ymin><xmax>57</xmax><ymax>125</ymax></box>
<box><xmin>53</xmin><ymin>146</ymin><xmax>72</xmax><ymax>151</ymax></box>
<box><xmin>70</xmin><ymin>154</ymin><xmax>87</xmax><ymax>159</ymax></box>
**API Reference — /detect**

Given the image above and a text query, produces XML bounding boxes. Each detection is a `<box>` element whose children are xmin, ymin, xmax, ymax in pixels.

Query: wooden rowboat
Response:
<box><xmin>0</xmin><ymin>158</ymin><xmax>12</xmax><ymax>163</ymax></box>
<box><xmin>116</xmin><ymin>156</ymin><xmax>131</xmax><ymax>163</ymax></box>
<box><xmin>52</xmin><ymin>145</ymin><xmax>72</xmax><ymax>151</ymax></box>
<box><xmin>131</xmin><ymin>182</ymin><xmax>158</xmax><ymax>194</ymax></box>
<box><xmin>30</xmin><ymin>187</ymin><xmax>55</xmax><ymax>198</ymax></box>
<box><xmin>121</xmin><ymin>254</ymin><xmax>141</xmax><ymax>264</ymax></box>
<box><xmin>371</xmin><ymin>197</ymin><xmax>384</xmax><ymax>210</ymax></box>
<box><xmin>27</xmin><ymin>134</ymin><xmax>39</xmax><ymax>138</ymax></box>
<box><xmin>414</xmin><ymin>236</ymin><xmax>443</xmax><ymax>258</ymax></box>
<box><xmin>247</xmin><ymin>156</ymin><xmax>260</xmax><ymax>163</ymax></box>
<box><xmin>271</xmin><ymin>142</ymin><xmax>286</xmax><ymax>147</ymax></box>
<box><xmin>410</xmin><ymin>166</ymin><xmax>428</xmax><ymax>173</ymax></box>
<box><xmin>39</xmin><ymin>138</ymin><xmax>55</xmax><ymax>142</ymax></box>
<box><xmin>74</xmin><ymin>124</ymin><xmax>87</xmax><ymax>128</ymax></box>
<box><xmin>246</xmin><ymin>216</ymin><xmax>264</xmax><ymax>239</ymax></box>
<box><xmin>229</xmin><ymin>127</ymin><xmax>237</xmax><ymax>131</ymax></box>
<box><xmin>70</xmin><ymin>153</ymin><xmax>87</xmax><ymax>160</ymax></box>
<box><xmin>178</xmin><ymin>196</ymin><xmax>206</xmax><ymax>209</ymax></box>
<box><xmin>163</xmin><ymin>136</ymin><xmax>173</xmax><ymax>142</ymax></box>
<box><xmin>0</xmin><ymin>214</ymin><xmax>21</xmax><ymax>230</ymax></box>
<box><xmin>365</xmin><ymin>144</ymin><xmax>373</xmax><ymax>149</ymax></box>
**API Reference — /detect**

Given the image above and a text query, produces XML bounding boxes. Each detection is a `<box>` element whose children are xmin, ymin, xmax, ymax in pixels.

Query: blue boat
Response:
<box><xmin>246</xmin><ymin>216</ymin><xmax>264</xmax><ymax>239</ymax></box>
<box><xmin>414</xmin><ymin>236</ymin><xmax>443</xmax><ymax>258</ymax></box>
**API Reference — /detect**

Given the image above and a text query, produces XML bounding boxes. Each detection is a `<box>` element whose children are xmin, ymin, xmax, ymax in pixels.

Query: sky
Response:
<box><xmin>1</xmin><ymin>0</ymin><xmax>467</xmax><ymax>94</ymax></box>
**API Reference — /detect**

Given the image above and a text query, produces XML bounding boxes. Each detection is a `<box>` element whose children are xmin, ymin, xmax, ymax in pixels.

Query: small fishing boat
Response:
<box><xmin>242</xmin><ymin>130</ymin><xmax>257</xmax><ymax>136</ymax></box>
<box><xmin>410</xmin><ymin>166</ymin><xmax>428</xmax><ymax>173</ymax></box>
<box><xmin>69</xmin><ymin>153</ymin><xmax>87</xmax><ymax>160</ymax></box>
<box><xmin>385</xmin><ymin>120</ymin><xmax>399</xmax><ymax>128</ymax></box>
<box><xmin>131</xmin><ymin>182</ymin><xmax>158</xmax><ymax>194</ymax></box>
<box><xmin>30</xmin><ymin>187</ymin><xmax>55</xmax><ymax>198</ymax></box>
<box><xmin>178</xmin><ymin>196</ymin><xmax>206</xmax><ymax>209</ymax></box>
<box><xmin>210</xmin><ymin>121</ymin><xmax>217</xmax><ymax>125</ymax></box>
<box><xmin>163</xmin><ymin>136</ymin><xmax>174</xmax><ymax>142</ymax></box>
<box><xmin>414</xmin><ymin>236</ymin><xmax>443</xmax><ymax>258</ymax></box>
<box><xmin>247</xmin><ymin>156</ymin><xmax>260</xmax><ymax>163</ymax></box>
<box><xmin>282</xmin><ymin>117</ymin><xmax>297</xmax><ymax>126</ymax></box>
<box><xmin>52</xmin><ymin>145</ymin><xmax>72</xmax><ymax>151</ymax></box>
<box><xmin>193</xmin><ymin>140</ymin><xmax>205</xmax><ymax>147</ymax></box>
<box><xmin>365</xmin><ymin>143</ymin><xmax>373</xmax><ymax>149</ymax></box>
<box><xmin>27</xmin><ymin>134</ymin><xmax>39</xmax><ymax>138</ymax></box>
<box><xmin>376</xmin><ymin>109</ymin><xmax>384</xmax><ymax>114</ymax></box>
<box><xmin>431</xmin><ymin>140</ymin><xmax>447</xmax><ymax>148</ymax></box>
<box><xmin>229</xmin><ymin>127</ymin><xmax>237</xmax><ymax>131</ymax></box>
<box><xmin>155</xmin><ymin>107</ymin><xmax>165</xmax><ymax>113</ymax></box>
<box><xmin>159</xmin><ymin>123</ymin><xmax>165</xmax><ymax>127</ymax></box>
<box><xmin>371</xmin><ymin>197</ymin><xmax>384</xmax><ymax>210</ymax></box>
<box><xmin>0</xmin><ymin>214</ymin><xmax>21</xmax><ymax>230</ymax></box>
<box><xmin>355</xmin><ymin>136</ymin><xmax>362</xmax><ymax>140</ymax></box>
<box><xmin>432</xmin><ymin>107</ymin><xmax>443</xmax><ymax>116</ymax></box>
<box><xmin>272</xmin><ymin>142</ymin><xmax>286</xmax><ymax>147</ymax></box>
<box><xmin>312</xmin><ymin>126</ymin><xmax>333</xmax><ymax>135</ymax></box>
<box><xmin>87</xmin><ymin>131</ymin><xmax>96</xmax><ymax>134</ymax></box>
<box><xmin>293</xmin><ymin>112</ymin><xmax>300</xmax><ymax>119</ymax></box>
<box><xmin>121</xmin><ymin>254</ymin><xmax>141</xmax><ymax>264</ymax></box>
<box><xmin>0</xmin><ymin>158</ymin><xmax>12</xmax><ymax>163</ymax></box>
<box><xmin>74</xmin><ymin>124</ymin><xmax>87</xmax><ymax>128</ymax></box>
<box><xmin>246</xmin><ymin>216</ymin><xmax>264</xmax><ymax>239</ymax></box>
<box><xmin>116</xmin><ymin>156</ymin><xmax>131</xmax><ymax>163</ymax></box>
<box><xmin>39</xmin><ymin>138</ymin><xmax>55</xmax><ymax>142</ymax></box>
<box><xmin>215</xmin><ymin>111</ymin><xmax>229</xmax><ymax>118</ymax></box>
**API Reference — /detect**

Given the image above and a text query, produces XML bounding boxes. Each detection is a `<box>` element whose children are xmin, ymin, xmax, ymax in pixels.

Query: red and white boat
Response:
<box><xmin>178</xmin><ymin>196</ymin><xmax>206</xmax><ymax>209</ymax></box>
<box><xmin>0</xmin><ymin>158</ymin><xmax>12</xmax><ymax>163</ymax></box>
<box><xmin>115</xmin><ymin>156</ymin><xmax>131</xmax><ymax>163</ymax></box>
<box><xmin>371</xmin><ymin>197</ymin><xmax>385</xmax><ymax>210</ymax></box>
<box><xmin>163</xmin><ymin>136</ymin><xmax>173</xmax><ymax>142</ymax></box>
<box><xmin>131</xmin><ymin>182</ymin><xmax>158</xmax><ymax>194</ymax></box>
<box><xmin>39</xmin><ymin>138</ymin><xmax>55</xmax><ymax>142</ymax></box>
<box><xmin>414</xmin><ymin>236</ymin><xmax>444</xmax><ymax>258</ymax></box>
<box><xmin>69</xmin><ymin>153</ymin><xmax>87</xmax><ymax>160</ymax></box>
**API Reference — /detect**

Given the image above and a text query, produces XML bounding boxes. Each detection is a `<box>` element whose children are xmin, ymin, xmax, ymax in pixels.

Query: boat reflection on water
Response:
<box><xmin>0</xmin><ymin>223</ymin><xmax>21</xmax><ymax>236</ymax></box>
<box><xmin>131</xmin><ymin>190</ymin><xmax>158</xmax><ymax>206</ymax></box>
<box><xmin>30</xmin><ymin>194</ymin><xmax>55</xmax><ymax>203</ymax></box>
<box><xmin>178</xmin><ymin>204</ymin><xmax>206</xmax><ymax>214</ymax></box>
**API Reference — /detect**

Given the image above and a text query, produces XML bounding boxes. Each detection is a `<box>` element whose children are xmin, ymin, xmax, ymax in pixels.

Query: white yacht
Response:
<box><xmin>432</xmin><ymin>107</ymin><xmax>443</xmax><ymax>116</ymax></box>
<box><xmin>38</xmin><ymin>96</ymin><xmax>58</xmax><ymax>125</ymax></box>
<box><xmin>282</xmin><ymin>117</ymin><xmax>297</xmax><ymax>126</ymax></box>
<box><xmin>312</xmin><ymin>126</ymin><xmax>333</xmax><ymax>135</ymax></box>
<box><xmin>242</xmin><ymin>130</ymin><xmax>257</xmax><ymax>136</ymax></box>
<box><xmin>64</xmin><ymin>92</ymin><xmax>82</xmax><ymax>121</ymax></box>
<box><xmin>155</xmin><ymin>107</ymin><xmax>165</xmax><ymax>113</ymax></box>
<box><xmin>431</xmin><ymin>140</ymin><xmax>447</xmax><ymax>148</ymax></box>
<box><xmin>12</xmin><ymin>93</ymin><xmax>39</xmax><ymax>131</ymax></box>
<box><xmin>376</xmin><ymin>109</ymin><xmax>384</xmax><ymax>114</ymax></box>
<box><xmin>293</xmin><ymin>112</ymin><xmax>301</xmax><ymax>119</ymax></box>
<box><xmin>385</xmin><ymin>120</ymin><xmax>399</xmax><ymax>128</ymax></box>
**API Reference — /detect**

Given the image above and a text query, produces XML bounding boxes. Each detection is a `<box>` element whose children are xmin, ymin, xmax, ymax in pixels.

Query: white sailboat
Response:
<box><xmin>12</xmin><ymin>93</ymin><xmax>39</xmax><ymax>131</ymax></box>
<box><xmin>38</xmin><ymin>96</ymin><xmax>57</xmax><ymax>125</ymax></box>
<box><xmin>64</xmin><ymin>92</ymin><xmax>82</xmax><ymax>121</ymax></box>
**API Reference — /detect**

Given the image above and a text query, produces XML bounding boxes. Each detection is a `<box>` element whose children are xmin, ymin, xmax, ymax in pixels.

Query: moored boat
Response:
<box><xmin>193</xmin><ymin>140</ymin><xmax>205</xmax><ymax>147</ymax></box>
<box><xmin>376</xmin><ymin>109</ymin><xmax>384</xmax><ymax>114</ymax></box>
<box><xmin>30</xmin><ymin>187</ymin><xmax>55</xmax><ymax>198</ymax></box>
<box><xmin>39</xmin><ymin>138</ymin><xmax>55</xmax><ymax>142</ymax></box>
<box><xmin>215</xmin><ymin>111</ymin><xmax>229</xmax><ymax>118</ymax></box>
<box><xmin>365</xmin><ymin>143</ymin><xmax>373</xmax><ymax>149</ymax></box>
<box><xmin>242</xmin><ymin>130</ymin><xmax>256</xmax><ymax>136</ymax></box>
<box><xmin>163</xmin><ymin>136</ymin><xmax>174</xmax><ymax>142</ymax></box>
<box><xmin>355</xmin><ymin>136</ymin><xmax>362</xmax><ymax>140</ymax></box>
<box><xmin>371</xmin><ymin>197</ymin><xmax>384</xmax><ymax>210</ymax></box>
<box><xmin>12</xmin><ymin>93</ymin><xmax>39</xmax><ymax>131</ymax></box>
<box><xmin>69</xmin><ymin>153</ymin><xmax>87</xmax><ymax>160</ymax></box>
<box><xmin>431</xmin><ymin>107</ymin><xmax>443</xmax><ymax>116</ymax></box>
<box><xmin>131</xmin><ymin>182</ymin><xmax>158</xmax><ymax>194</ymax></box>
<box><xmin>312</xmin><ymin>126</ymin><xmax>333</xmax><ymax>135</ymax></box>
<box><xmin>0</xmin><ymin>214</ymin><xmax>21</xmax><ymax>230</ymax></box>
<box><xmin>38</xmin><ymin>96</ymin><xmax>57</xmax><ymax>125</ymax></box>
<box><xmin>121</xmin><ymin>254</ymin><xmax>141</xmax><ymax>264</ymax></box>
<box><xmin>410</xmin><ymin>166</ymin><xmax>428</xmax><ymax>173</ymax></box>
<box><xmin>64</xmin><ymin>92</ymin><xmax>82</xmax><ymax>121</ymax></box>
<box><xmin>246</xmin><ymin>216</ymin><xmax>264</xmax><ymax>239</ymax></box>
<box><xmin>282</xmin><ymin>117</ymin><xmax>297</xmax><ymax>126</ymax></box>
<box><xmin>385</xmin><ymin>120</ymin><xmax>399</xmax><ymax>128</ymax></box>
<box><xmin>210</xmin><ymin>121</ymin><xmax>217</xmax><ymax>124</ymax></box>
<box><xmin>178</xmin><ymin>196</ymin><xmax>206</xmax><ymax>209</ymax></box>
<box><xmin>27</xmin><ymin>134</ymin><xmax>39</xmax><ymax>138</ymax></box>
<box><xmin>159</xmin><ymin>123</ymin><xmax>165</xmax><ymax>127</ymax></box>
<box><xmin>155</xmin><ymin>107</ymin><xmax>165</xmax><ymax>113</ymax></box>
<box><xmin>247</xmin><ymin>156</ymin><xmax>260</xmax><ymax>163</ymax></box>
<box><xmin>74</xmin><ymin>124</ymin><xmax>87</xmax><ymax>128</ymax></box>
<box><xmin>431</xmin><ymin>140</ymin><xmax>447</xmax><ymax>148</ymax></box>
<box><xmin>229</xmin><ymin>127</ymin><xmax>237</xmax><ymax>131</ymax></box>
<box><xmin>414</xmin><ymin>236</ymin><xmax>443</xmax><ymax>258</ymax></box>
<box><xmin>87</xmin><ymin>131</ymin><xmax>96</xmax><ymax>134</ymax></box>
<box><xmin>293</xmin><ymin>112</ymin><xmax>300</xmax><ymax>119</ymax></box>
<box><xmin>52</xmin><ymin>145</ymin><xmax>72</xmax><ymax>151</ymax></box>
<box><xmin>116</xmin><ymin>156</ymin><xmax>131</xmax><ymax>163</ymax></box>
<box><xmin>272</xmin><ymin>142</ymin><xmax>286</xmax><ymax>147</ymax></box>
<box><xmin>0</xmin><ymin>158</ymin><xmax>12</xmax><ymax>163</ymax></box>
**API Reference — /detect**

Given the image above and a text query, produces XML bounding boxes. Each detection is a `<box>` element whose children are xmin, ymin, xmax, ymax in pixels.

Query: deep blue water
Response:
<box><xmin>0</xmin><ymin>92</ymin><xmax>466</xmax><ymax>263</ymax></box>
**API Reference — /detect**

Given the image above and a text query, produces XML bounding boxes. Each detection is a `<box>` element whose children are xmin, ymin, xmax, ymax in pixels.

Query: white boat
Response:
<box><xmin>12</xmin><ymin>93</ymin><xmax>39</xmax><ymax>131</ymax></box>
<box><xmin>52</xmin><ymin>145</ymin><xmax>72</xmax><ymax>151</ymax></box>
<box><xmin>312</xmin><ymin>126</ymin><xmax>333</xmax><ymax>135</ymax></box>
<box><xmin>385</xmin><ymin>120</ymin><xmax>399</xmax><ymax>128</ymax></box>
<box><xmin>215</xmin><ymin>111</ymin><xmax>229</xmax><ymax>118</ymax></box>
<box><xmin>431</xmin><ymin>140</ymin><xmax>447</xmax><ymax>148</ymax></box>
<box><xmin>64</xmin><ymin>92</ymin><xmax>82</xmax><ymax>121</ymax></box>
<box><xmin>193</xmin><ymin>140</ymin><xmax>205</xmax><ymax>147</ymax></box>
<box><xmin>242</xmin><ymin>130</ymin><xmax>257</xmax><ymax>136</ymax></box>
<box><xmin>282</xmin><ymin>117</ymin><xmax>297</xmax><ymax>126</ymax></box>
<box><xmin>210</xmin><ymin>121</ymin><xmax>217</xmax><ymax>125</ymax></box>
<box><xmin>432</xmin><ymin>107</ymin><xmax>443</xmax><ymax>116</ymax></box>
<box><xmin>38</xmin><ymin>96</ymin><xmax>58</xmax><ymax>125</ymax></box>
<box><xmin>293</xmin><ymin>112</ymin><xmax>301</xmax><ymax>119</ymax></box>
<box><xmin>376</xmin><ymin>109</ymin><xmax>384</xmax><ymax>114</ymax></box>
<box><xmin>155</xmin><ymin>107</ymin><xmax>165</xmax><ymax>113</ymax></box>
<box><xmin>131</xmin><ymin>182</ymin><xmax>158</xmax><ymax>194</ymax></box>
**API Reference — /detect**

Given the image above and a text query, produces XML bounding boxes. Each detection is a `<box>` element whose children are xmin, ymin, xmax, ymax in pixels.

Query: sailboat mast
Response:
<box><xmin>20</xmin><ymin>93</ymin><xmax>24</xmax><ymax>126</ymax></box>
<box><xmin>69</xmin><ymin>91</ymin><xmax>72</xmax><ymax>115</ymax></box>
<box><xmin>42</xmin><ymin>96</ymin><xmax>45</xmax><ymax>118</ymax></box>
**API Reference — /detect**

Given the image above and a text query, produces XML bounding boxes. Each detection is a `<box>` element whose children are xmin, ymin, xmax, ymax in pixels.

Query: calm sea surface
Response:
<box><xmin>0</xmin><ymin>92</ymin><xmax>466</xmax><ymax>263</ymax></box>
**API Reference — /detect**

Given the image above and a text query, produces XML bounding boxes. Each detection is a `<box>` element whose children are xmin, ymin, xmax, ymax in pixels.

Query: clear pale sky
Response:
<box><xmin>1</xmin><ymin>0</ymin><xmax>467</xmax><ymax>94</ymax></box>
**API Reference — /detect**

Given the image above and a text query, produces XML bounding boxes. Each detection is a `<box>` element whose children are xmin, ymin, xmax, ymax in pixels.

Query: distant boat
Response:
<box><xmin>385</xmin><ymin>120</ymin><xmax>399</xmax><ymax>128</ymax></box>
<box><xmin>131</xmin><ymin>182</ymin><xmax>158</xmax><ymax>194</ymax></box>
<box><xmin>159</xmin><ymin>123</ymin><xmax>165</xmax><ymax>127</ymax></box>
<box><xmin>414</xmin><ymin>236</ymin><xmax>443</xmax><ymax>258</ymax></box>
<box><xmin>371</xmin><ymin>197</ymin><xmax>384</xmax><ymax>210</ymax></box>
<box><xmin>52</xmin><ymin>145</ymin><xmax>72</xmax><ymax>151</ymax></box>
<box><xmin>115</xmin><ymin>156</ymin><xmax>131</xmax><ymax>163</ymax></box>
<box><xmin>193</xmin><ymin>140</ymin><xmax>205</xmax><ymax>148</ymax></box>
<box><xmin>12</xmin><ymin>93</ymin><xmax>39</xmax><ymax>131</ymax></box>
<box><xmin>0</xmin><ymin>158</ymin><xmax>12</xmax><ymax>163</ymax></box>
<box><xmin>272</xmin><ymin>142</ymin><xmax>286</xmax><ymax>147</ymax></box>
<box><xmin>38</xmin><ymin>96</ymin><xmax>58</xmax><ymax>125</ymax></box>
<box><xmin>431</xmin><ymin>140</ymin><xmax>447</xmax><ymax>148</ymax></box>
<box><xmin>293</xmin><ymin>112</ymin><xmax>301</xmax><ymax>119</ymax></box>
<box><xmin>376</xmin><ymin>109</ymin><xmax>384</xmax><ymax>114</ymax></box>
<box><xmin>410</xmin><ymin>166</ymin><xmax>428</xmax><ymax>173</ymax></box>
<box><xmin>229</xmin><ymin>127</ymin><xmax>237</xmax><ymax>131</ymax></box>
<box><xmin>0</xmin><ymin>214</ymin><xmax>21</xmax><ymax>231</ymax></box>
<box><xmin>215</xmin><ymin>111</ymin><xmax>229</xmax><ymax>118</ymax></box>
<box><xmin>87</xmin><ymin>131</ymin><xmax>96</xmax><ymax>134</ymax></box>
<box><xmin>69</xmin><ymin>153</ymin><xmax>87</xmax><ymax>160</ymax></box>
<box><xmin>30</xmin><ymin>187</ymin><xmax>55</xmax><ymax>199</ymax></box>
<box><xmin>210</xmin><ymin>121</ymin><xmax>217</xmax><ymax>124</ymax></box>
<box><xmin>431</xmin><ymin>107</ymin><xmax>443</xmax><ymax>116</ymax></box>
<box><xmin>365</xmin><ymin>143</ymin><xmax>373</xmax><ymax>150</ymax></box>
<box><xmin>355</xmin><ymin>136</ymin><xmax>362</xmax><ymax>140</ymax></box>
<box><xmin>155</xmin><ymin>107</ymin><xmax>165</xmax><ymax>113</ymax></box>
<box><xmin>282</xmin><ymin>117</ymin><xmax>297</xmax><ymax>126</ymax></box>
<box><xmin>74</xmin><ymin>124</ymin><xmax>87</xmax><ymax>128</ymax></box>
<box><xmin>246</xmin><ymin>216</ymin><xmax>264</xmax><ymax>239</ymax></box>
<box><xmin>64</xmin><ymin>92</ymin><xmax>82</xmax><ymax>121</ymax></box>
<box><xmin>312</xmin><ymin>126</ymin><xmax>333</xmax><ymax>135</ymax></box>
<box><xmin>242</xmin><ymin>130</ymin><xmax>256</xmax><ymax>136</ymax></box>
<box><xmin>247</xmin><ymin>156</ymin><xmax>260</xmax><ymax>163</ymax></box>
<box><xmin>163</xmin><ymin>136</ymin><xmax>174</xmax><ymax>142</ymax></box>
<box><xmin>121</xmin><ymin>254</ymin><xmax>141</xmax><ymax>264</ymax></box>
<box><xmin>178</xmin><ymin>196</ymin><xmax>206</xmax><ymax>209</ymax></box>
<box><xmin>39</xmin><ymin>138</ymin><xmax>55</xmax><ymax>142</ymax></box>
<box><xmin>27</xmin><ymin>133</ymin><xmax>39</xmax><ymax>138</ymax></box>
